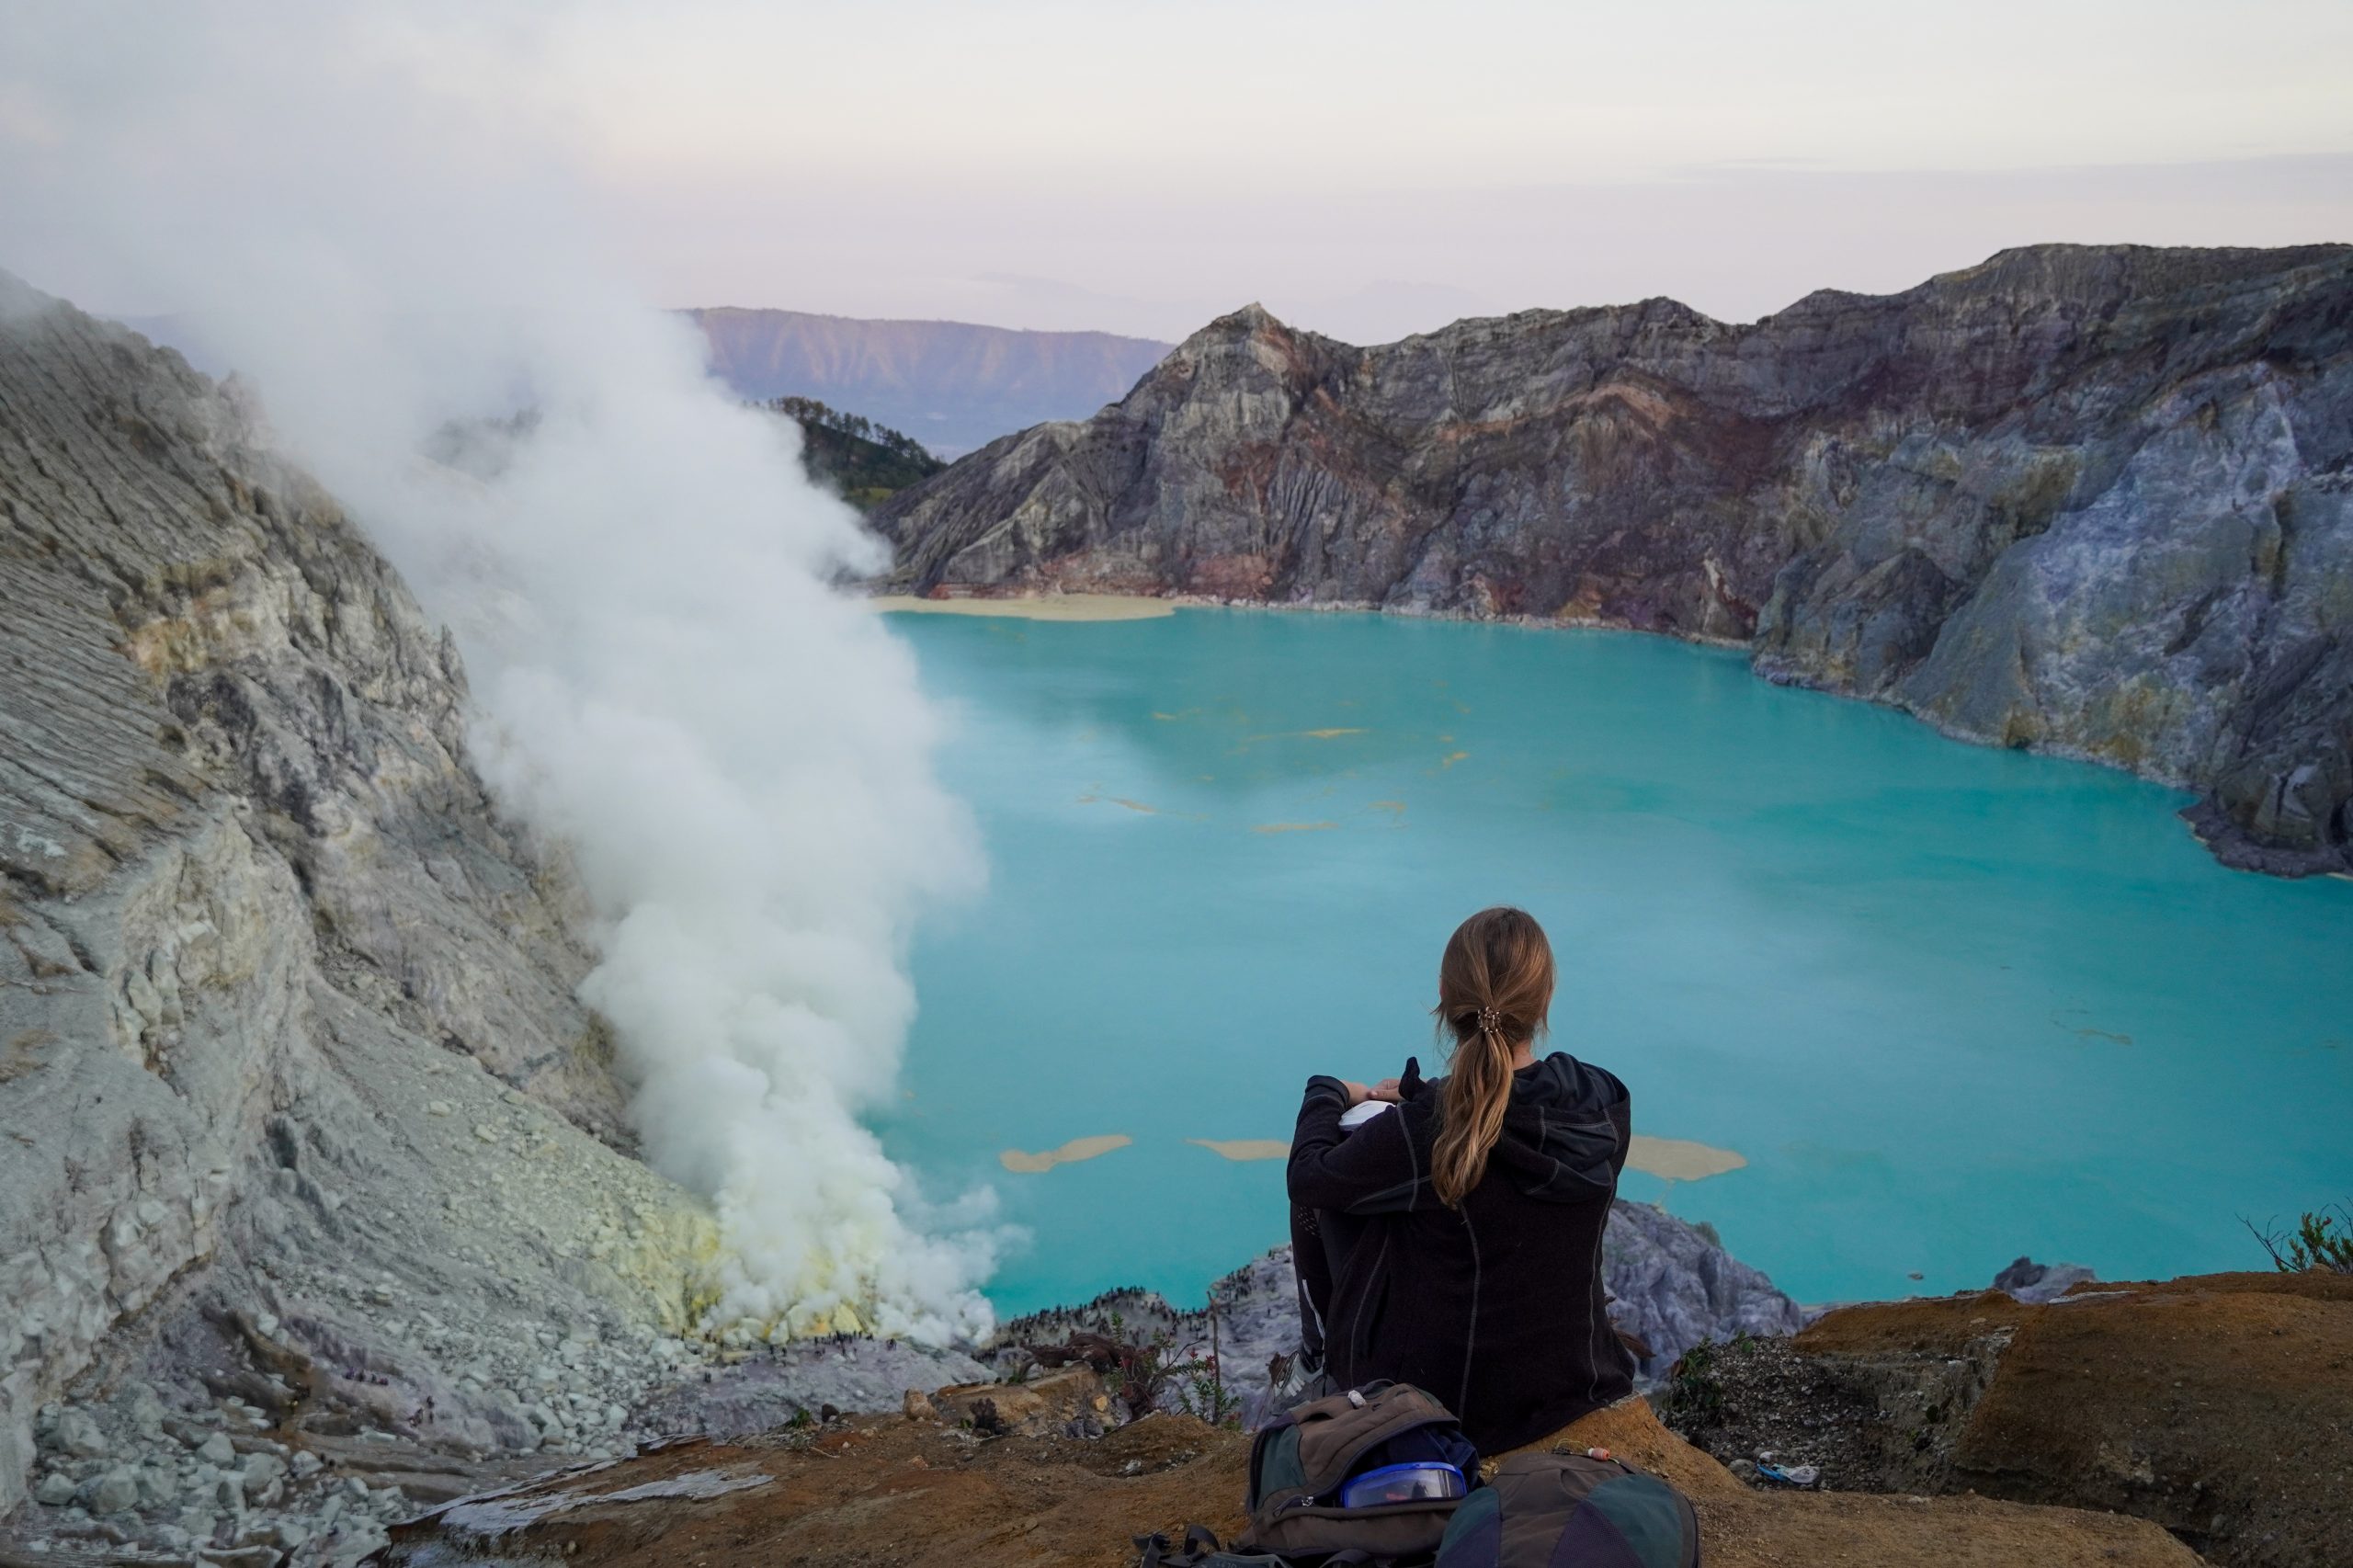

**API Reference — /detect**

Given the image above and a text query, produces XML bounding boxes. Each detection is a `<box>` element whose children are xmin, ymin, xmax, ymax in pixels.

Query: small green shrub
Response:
<box><xmin>1171</xmin><ymin>1311</ymin><xmax>1242</xmax><ymax>1429</ymax></box>
<box><xmin>2245</xmin><ymin>1203</ymin><xmax>2353</xmax><ymax>1274</ymax></box>
<box><xmin>1103</xmin><ymin>1312</ymin><xmax>1183</xmax><ymax>1420</ymax></box>
<box><xmin>1660</xmin><ymin>1337</ymin><xmax>1725</xmax><ymax>1428</ymax></box>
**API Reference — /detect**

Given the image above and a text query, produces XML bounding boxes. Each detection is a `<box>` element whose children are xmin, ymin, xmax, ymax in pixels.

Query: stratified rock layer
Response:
<box><xmin>0</xmin><ymin>275</ymin><xmax>718</xmax><ymax>1550</ymax></box>
<box><xmin>878</xmin><ymin>244</ymin><xmax>2353</xmax><ymax>873</ymax></box>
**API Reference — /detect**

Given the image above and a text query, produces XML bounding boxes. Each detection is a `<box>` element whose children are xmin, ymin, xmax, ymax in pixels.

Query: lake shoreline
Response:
<box><xmin>864</xmin><ymin>585</ymin><xmax>2353</xmax><ymax>879</ymax></box>
<box><xmin>867</xmin><ymin>584</ymin><xmax>1753</xmax><ymax>647</ymax></box>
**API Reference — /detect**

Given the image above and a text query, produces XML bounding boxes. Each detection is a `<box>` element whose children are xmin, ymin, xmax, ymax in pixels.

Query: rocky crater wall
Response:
<box><xmin>877</xmin><ymin>244</ymin><xmax>2353</xmax><ymax>874</ymax></box>
<box><xmin>0</xmin><ymin>275</ymin><xmax>722</xmax><ymax>1543</ymax></box>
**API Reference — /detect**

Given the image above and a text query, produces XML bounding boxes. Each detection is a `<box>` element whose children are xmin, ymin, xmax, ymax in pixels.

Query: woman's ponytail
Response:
<box><xmin>1429</xmin><ymin>908</ymin><xmax>1557</xmax><ymax>1208</ymax></box>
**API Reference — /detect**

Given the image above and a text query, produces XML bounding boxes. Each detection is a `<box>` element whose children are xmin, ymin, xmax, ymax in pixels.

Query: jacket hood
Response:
<box><xmin>1407</xmin><ymin>1051</ymin><xmax>1627</xmax><ymax>1202</ymax></box>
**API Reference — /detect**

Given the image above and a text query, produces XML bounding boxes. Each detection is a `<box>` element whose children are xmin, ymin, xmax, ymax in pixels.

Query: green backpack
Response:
<box><xmin>1240</xmin><ymin>1381</ymin><xmax>1476</xmax><ymax>1562</ymax></box>
<box><xmin>1433</xmin><ymin>1452</ymin><xmax>1700</xmax><ymax>1568</ymax></box>
<box><xmin>1134</xmin><ymin>1381</ymin><xmax>1475</xmax><ymax>1567</ymax></box>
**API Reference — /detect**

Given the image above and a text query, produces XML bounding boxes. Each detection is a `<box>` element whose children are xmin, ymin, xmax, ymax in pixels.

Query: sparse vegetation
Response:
<box><xmin>2246</xmin><ymin>1203</ymin><xmax>2353</xmax><ymax>1274</ymax></box>
<box><xmin>1659</xmin><ymin>1334</ymin><xmax>1732</xmax><ymax>1427</ymax></box>
<box><xmin>1102</xmin><ymin>1312</ymin><xmax>1185</xmax><ymax>1421</ymax></box>
<box><xmin>1171</xmin><ymin>1310</ymin><xmax>1242</xmax><ymax>1428</ymax></box>
<box><xmin>1020</xmin><ymin>1309</ymin><xmax>1241</xmax><ymax>1427</ymax></box>
<box><xmin>762</xmin><ymin>396</ymin><xmax>944</xmax><ymax>508</ymax></box>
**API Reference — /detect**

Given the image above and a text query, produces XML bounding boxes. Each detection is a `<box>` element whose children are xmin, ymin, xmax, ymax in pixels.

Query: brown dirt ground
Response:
<box><xmin>1798</xmin><ymin>1271</ymin><xmax>2353</xmax><ymax>1568</ymax></box>
<box><xmin>382</xmin><ymin>1394</ymin><xmax>2199</xmax><ymax>1567</ymax></box>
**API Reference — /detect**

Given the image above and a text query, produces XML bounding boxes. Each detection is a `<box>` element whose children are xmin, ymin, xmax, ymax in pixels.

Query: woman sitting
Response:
<box><xmin>1286</xmin><ymin>905</ymin><xmax>1635</xmax><ymax>1454</ymax></box>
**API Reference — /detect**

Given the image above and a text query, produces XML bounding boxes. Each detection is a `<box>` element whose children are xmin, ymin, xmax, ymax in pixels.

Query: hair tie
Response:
<box><xmin>1475</xmin><ymin>1005</ymin><xmax>1501</xmax><ymax>1035</ymax></box>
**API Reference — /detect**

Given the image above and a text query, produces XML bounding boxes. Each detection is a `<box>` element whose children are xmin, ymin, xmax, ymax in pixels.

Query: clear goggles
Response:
<box><xmin>1337</xmin><ymin>1461</ymin><xmax>1470</xmax><ymax>1508</ymax></box>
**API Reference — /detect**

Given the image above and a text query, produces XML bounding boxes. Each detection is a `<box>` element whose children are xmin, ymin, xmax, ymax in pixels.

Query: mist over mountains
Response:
<box><xmin>687</xmin><ymin>309</ymin><xmax>1171</xmax><ymax>456</ymax></box>
<box><xmin>118</xmin><ymin>308</ymin><xmax>1173</xmax><ymax>460</ymax></box>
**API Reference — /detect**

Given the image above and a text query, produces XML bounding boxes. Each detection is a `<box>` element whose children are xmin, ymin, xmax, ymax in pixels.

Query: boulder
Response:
<box><xmin>85</xmin><ymin>1466</ymin><xmax>140</xmax><ymax>1515</ymax></box>
<box><xmin>47</xmin><ymin>1408</ymin><xmax>107</xmax><ymax>1459</ymax></box>
<box><xmin>929</xmin><ymin>1369</ymin><xmax>1111</xmax><ymax>1437</ymax></box>
<box><xmin>1989</xmin><ymin>1256</ymin><xmax>2098</xmax><ymax>1304</ymax></box>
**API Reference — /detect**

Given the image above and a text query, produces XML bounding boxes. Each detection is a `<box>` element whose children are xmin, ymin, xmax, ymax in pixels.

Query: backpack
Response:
<box><xmin>1238</xmin><ymin>1381</ymin><xmax>1478</xmax><ymax>1561</ymax></box>
<box><xmin>1433</xmin><ymin>1452</ymin><xmax>1700</xmax><ymax>1568</ymax></box>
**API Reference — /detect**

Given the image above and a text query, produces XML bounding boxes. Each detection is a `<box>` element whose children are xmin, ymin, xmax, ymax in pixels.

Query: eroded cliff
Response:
<box><xmin>0</xmin><ymin>276</ymin><xmax>727</xmax><ymax>1552</ymax></box>
<box><xmin>877</xmin><ymin>244</ymin><xmax>2353</xmax><ymax>874</ymax></box>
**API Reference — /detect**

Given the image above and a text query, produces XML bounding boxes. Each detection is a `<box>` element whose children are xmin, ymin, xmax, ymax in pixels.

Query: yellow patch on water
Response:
<box><xmin>1440</xmin><ymin>752</ymin><xmax>1469</xmax><ymax>767</ymax></box>
<box><xmin>1626</xmin><ymin>1135</ymin><xmax>1747</xmax><ymax>1182</ymax></box>
<box><xmin>1369</xmin><ymin>801</ymin><xmax>1406</xmax><ymax>813</ymax></box>
<box><xmin>1252</xmin><ymin>821</ymin><xmax>1338</xmax><ymax>834</ymax></box>
<box><xmin>2075</xmin><ymin>1028</ymin><xmax>2133</xmax><ymax>1046</ymax></box>
<box><xmin>1189</xmin><ymin>1138</ymin><xmax>1291</xmax><ymax>1162</ymax></box>
<box><xmin>1078</xmin><ymin>792</ymin><xmax>1162</xmax><ymax>814</ymax></box>
<box><xmin>1301</xmin><ymin>727</ymin><xmax>1367</xmax><ymax>739</ymax></box>
<box><xmin>870</xmin><ymin>594</ymin><xmax>1176</xmax><ymax>621</ymax></box>
<box><xmin>999</xmin><ymin>1134</ymin><xmax>1133</xmax><ymax>1173</ymax></box>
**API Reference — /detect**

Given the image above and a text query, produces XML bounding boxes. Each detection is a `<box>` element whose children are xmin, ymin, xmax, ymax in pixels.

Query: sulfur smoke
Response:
<box><xmin>0</xmin><ymin>5</ymin><xmax>999</xmax><ymax>1341</ymax></box>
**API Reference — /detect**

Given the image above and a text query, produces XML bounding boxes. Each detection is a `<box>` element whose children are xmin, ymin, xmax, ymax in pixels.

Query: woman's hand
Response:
<box><xmin>1340</xmin><ymin>1079</ymin><xmax>1404</xmax><ymax>1108</ymax></box>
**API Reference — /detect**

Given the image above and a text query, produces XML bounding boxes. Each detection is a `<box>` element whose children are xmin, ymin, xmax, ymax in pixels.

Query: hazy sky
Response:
<box><xmin>7</xmin><ymin>0</ymin><xmax>2352</xmax><ymax>343</ymax></box>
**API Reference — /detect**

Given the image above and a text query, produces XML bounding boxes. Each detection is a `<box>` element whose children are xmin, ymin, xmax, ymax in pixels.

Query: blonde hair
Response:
<box><xmin>1429</xmin><ymin>907</ymin><xmax>1556</xmax><ymax>1207</ymax></box>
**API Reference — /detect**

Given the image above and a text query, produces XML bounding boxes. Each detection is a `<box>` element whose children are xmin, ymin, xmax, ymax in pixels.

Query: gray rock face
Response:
<box><xmin>1602</xmin><ymin>1202</ymin><xmax>1808</xmax><ymax>1376</ymax></box>
<box><xmin>877</xmin><ymin>244</ymin><xmax>2353</xmax><ymax>873</ymax></box>
<box><xmin>990</xmin><ymin>1200</ymin><xmax>1800</xmax><ymax>1423</ymax></box>
<box><xmin>632</xmin><ymin>1340</ymin><xmax>993</xmax><ymax>1441</ymax></box>
<box><xmin>0</xmin><ymin>275</ymin><xmax>719</xmax><ymax>1524</ymax></box>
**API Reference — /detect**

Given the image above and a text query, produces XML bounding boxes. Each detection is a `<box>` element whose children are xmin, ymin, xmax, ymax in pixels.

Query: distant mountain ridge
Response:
<box><xmin>688</xmin><ymin>308</ymin><xmax>1171</xmax><ymax>456</ymax></box>
<box><xmin>109</xmin><ymin>309</ymin><xmax>1174</xmax><ymax>460</ymax></box>
<box><xmin>875</xmin><ymin>244</ymin><xmax>2353</xmax><ymax>877</ymax></box>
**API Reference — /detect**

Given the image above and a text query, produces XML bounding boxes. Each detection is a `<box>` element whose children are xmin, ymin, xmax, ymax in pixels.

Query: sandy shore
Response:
<box><xmin>870</xmin><ymin>594</ymin><xmax>1176</xmax><ymax>621</ymax></box>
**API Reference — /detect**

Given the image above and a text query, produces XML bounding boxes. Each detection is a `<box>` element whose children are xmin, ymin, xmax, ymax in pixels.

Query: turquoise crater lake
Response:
<box><xmin>877</xmin><ymin>607</ymin><xmax>2353</xmax><ymax>1318</ymax></box>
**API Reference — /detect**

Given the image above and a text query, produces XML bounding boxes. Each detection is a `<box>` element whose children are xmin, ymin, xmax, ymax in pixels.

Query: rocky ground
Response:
<box><xmin>874</xmin><ymin>243</ymin><xmax>2353</xmax><ymax>875</ymax></box>
<box><xmin>0</xmin><ymin>1211</ymin><xmax>1792</xmax><ymax>1567</ymax></box>
<box><xmin>360</xmin><ymin>1264</ymin><xmax>2348</xmax><ymax>1568</ymax></box>
<box><xmin>367</xmin><ymin>1381</ymin><xmax>2204</xmax><ymax>1568</ymax></box>
<box><xmin>1661</xmin><ymin>1269</ymin><xmax>2353</xmax><ymax>1568</ymax></box>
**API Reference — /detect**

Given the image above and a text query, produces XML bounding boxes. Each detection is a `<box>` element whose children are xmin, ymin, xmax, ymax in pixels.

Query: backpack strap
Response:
<box><xmin>1133</xmin><ymin>1524</ymin><xmax>1232</xmax><ymax>1567</ymax></box>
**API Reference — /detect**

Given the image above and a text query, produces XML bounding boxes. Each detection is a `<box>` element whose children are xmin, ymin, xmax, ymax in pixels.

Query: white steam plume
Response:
<box><xmin>0</xmin><ymin>5</ymin><xmax>998</xmax><ymax>1341</ymax></box>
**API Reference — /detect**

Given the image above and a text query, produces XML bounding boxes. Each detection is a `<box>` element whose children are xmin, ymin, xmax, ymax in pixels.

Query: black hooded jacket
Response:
<box><xmin>1286</xmin><ymin>1051</ymin><xmax>1635</xmax><ymax>1453</ymax></box>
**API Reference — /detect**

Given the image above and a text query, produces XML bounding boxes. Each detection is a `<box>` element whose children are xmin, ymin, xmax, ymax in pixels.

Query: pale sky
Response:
<box><xmin>7</xmin><ymin>0</ymin><xmax>2352</xmax><ymax>343</ymax></box>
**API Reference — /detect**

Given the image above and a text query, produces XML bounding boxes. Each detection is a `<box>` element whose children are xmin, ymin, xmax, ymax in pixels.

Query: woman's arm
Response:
<box><xmin>1286</xmin><ymin>1075</ymin><xmax>1426</xmax><ymax>1214</ymax></box>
